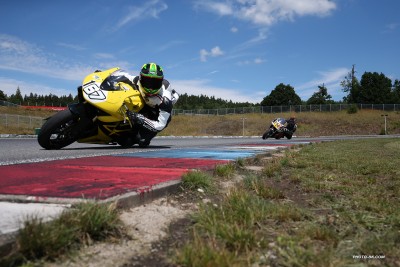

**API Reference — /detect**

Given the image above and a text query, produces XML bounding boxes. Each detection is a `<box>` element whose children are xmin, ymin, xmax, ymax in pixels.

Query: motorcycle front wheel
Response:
<box><xmin>38</xmin><ymin>109</ymin><xmax>80</xmax><ymax>150</ymax></box>
<box><xmin>262</xmin><ymin>129</ymin><xmax>274</xmax><ymax>139</ymax></box>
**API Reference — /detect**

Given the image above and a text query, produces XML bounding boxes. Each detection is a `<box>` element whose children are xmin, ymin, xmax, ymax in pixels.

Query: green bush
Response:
<box><xmin>347</xmin><ymin>104</ymin><xmax>358</xmax><ymax>114</ymax></box>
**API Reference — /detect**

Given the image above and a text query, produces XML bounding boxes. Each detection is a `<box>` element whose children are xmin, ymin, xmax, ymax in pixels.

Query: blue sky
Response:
<box><xmin>0</xmin><ymin>0</ymin><xmax>399</xmax><ymax>103</ymax></box>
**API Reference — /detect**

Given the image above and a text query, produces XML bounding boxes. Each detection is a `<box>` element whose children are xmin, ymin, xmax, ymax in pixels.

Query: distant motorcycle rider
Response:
<box><xmin>282</xmin><ymin>117</ymin><xmax>297</xmax><ymax>139</ymax></box>
<box><xmin>108</xmin><ymin>63</ymin><xmax>179</xmax><ymax>147</ymax></box>
<box><xmin>262</xmin><ymin>117</ymin><xmax>297</xmax><ymax>140</ymax></box>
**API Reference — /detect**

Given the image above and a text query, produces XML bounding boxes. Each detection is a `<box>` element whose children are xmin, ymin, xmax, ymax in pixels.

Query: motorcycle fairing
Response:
<box><xmin>82</xmin><ymin>68</ymin><xmax>144</xmax><ymax>122</ymax></box>
<box><xmin>76</xmin><ymin>68</ymin><xmax>145</xmax><ymax>144</ymax></box>
<box><xmin>272</xmin><ymin>118</ymin><xmax>286</xmax><ymax>131</ymax></box>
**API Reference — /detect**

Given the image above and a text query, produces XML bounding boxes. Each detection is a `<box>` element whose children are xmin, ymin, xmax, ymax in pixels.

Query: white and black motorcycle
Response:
<box><xmin>262</xmin><ymin>117</ymin><xmax>297</xmax><ymax>140</ymax></box>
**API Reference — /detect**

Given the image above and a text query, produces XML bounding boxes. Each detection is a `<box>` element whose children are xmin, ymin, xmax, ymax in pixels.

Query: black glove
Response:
<box><xmin>159</xmin><ymin>97</ymin><xmax>172</xmax><ymax>112</ymax></box>
<box><xmin>127</xmin><ymin>111</ymin><xmax>145</xmax><ymax>125</ymax></box>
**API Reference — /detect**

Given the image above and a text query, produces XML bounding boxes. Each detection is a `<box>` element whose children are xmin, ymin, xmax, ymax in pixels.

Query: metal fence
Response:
<box><xmin>0</xmin><ymin>100</ymin><xmax>19</xmax><ymax>107</ymax></box>
<box><xmin>172</xmin><ymin>103</ymin><xmax>400</xmax><ymax>116</ymax></box>
<box><xmin>0</xmin><ymin>114</ymin><xmax>43</xmax><ymax>129</ymax></box>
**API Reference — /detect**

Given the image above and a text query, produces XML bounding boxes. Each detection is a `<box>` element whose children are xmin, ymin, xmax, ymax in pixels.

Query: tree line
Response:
<box><xmin>261</xmin><ymin>67</ymin><xmax>400</xmax><ymax>106</ymax></box>
<box><xmin>0</xmin><ymin>87</ymin><xmax>76</xmax><ymax>107</ymax></box>
<box><xmin>1</xmin><ymin>66</ymin><xmax>399</xmax><ymax>108</ymax></box>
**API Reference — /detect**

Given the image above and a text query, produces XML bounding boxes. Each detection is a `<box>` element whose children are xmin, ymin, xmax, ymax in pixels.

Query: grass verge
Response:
<box><xmin>173</xmin><ymin>138</ymin><xmax>400</xmax><ymax>266</ymax></box>
<box><xmin>1</xmin><ymin>202</ymin><xmax>123</xmax><ymax>267</ymax></box>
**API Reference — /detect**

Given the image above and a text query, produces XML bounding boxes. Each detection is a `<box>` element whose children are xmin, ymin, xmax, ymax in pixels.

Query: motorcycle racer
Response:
<box><xmin>108</xmin><ymin>63</ymin><xmax>179</xmax><ymax>147</ymax></box>
<box><xmin>282</xmin><ymin>117</ymin><xmax>297</xmax><ymax>139</ymax></box>
<box><xmin>262</xmin><ymin>117</ymin><xmax>297</xmax><ymax>140</ymax></box>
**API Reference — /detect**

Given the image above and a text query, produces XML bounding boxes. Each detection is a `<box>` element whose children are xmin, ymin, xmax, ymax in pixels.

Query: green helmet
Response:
<box><xmin>139</xmin><ymin>63</ymin><xmax>164</xmax><ymax>95</ymax></box>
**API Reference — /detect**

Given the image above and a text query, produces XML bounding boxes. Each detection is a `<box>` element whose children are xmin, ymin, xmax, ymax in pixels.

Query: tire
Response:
<box><xmin>138</xmin><ymin>140</ymin><xmax>150</xmax><ymax>148</ymax></box>
<box><xmin>37</xmin><ymin>109</ymin><xmax>80</xmax><ymax>150</ymax></box>
<box><xmin>117</xmin><ymin>137</ymin><xmax>136</xmax><ymax>148</ymax></box>
<box><xmin>262</xmin><ymin>129</ymin><xmax>274</xmax><ymax>139</ymax></box>
<box><xmin>262</xmin><ymin>133</ymin><xmax>268</xmax><ymax>139</ymax></box>
<box><xmin>274</xmin><ymin>132</ymin><xmax>284</xmax><ymax>139</ymax></box>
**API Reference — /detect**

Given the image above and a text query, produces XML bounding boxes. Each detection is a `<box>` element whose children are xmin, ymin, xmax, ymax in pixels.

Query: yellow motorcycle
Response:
<box><xmin>38</xmin><ymin>68</ymin><xmax>145</xmax><ymax>149</ymax></box>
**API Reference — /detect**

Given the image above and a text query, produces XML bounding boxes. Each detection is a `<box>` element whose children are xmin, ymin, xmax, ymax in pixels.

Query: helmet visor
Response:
<box><xmin>140</xmin><ymin>74</ymin><xmax>163</xmax><ymax>95</ymax></box>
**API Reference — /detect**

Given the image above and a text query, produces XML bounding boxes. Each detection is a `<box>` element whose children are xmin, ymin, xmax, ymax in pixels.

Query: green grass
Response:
<box><xmin>181</xmin><ymin>170</ymin><xmax>215</xmax><ymax>193</ymax></box>
<box><xmin>173</xmin><ymin>138</ymin><xmax>400</xmax><ymax>266</ymax></box>
<box><xmin>1</xmin><ymin>202</ymin><xmax>123</xmax><ymax>266</ymax></box>
<box><xmin>243</xmin><ymin>174</ymin><xmax>285</xmax><ymax>199</ymax></box>
<box><xmin>214</xmin><ymin>163</ymin><xmax>236</xmax><ymax>178</ymax></box>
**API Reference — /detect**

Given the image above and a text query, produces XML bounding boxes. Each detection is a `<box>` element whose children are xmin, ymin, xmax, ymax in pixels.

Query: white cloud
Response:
<box><xmin>0</xmin><ymin>34</ymin><xmax>32</xmax><ymax>54</ymax></box>
<box><xmin>208</xmin><ymin>70</ymin><xmax>219</xmax><ymax>75</ymax></box>
<box><xmin>232</xmin><ymin>27</ymin><xmax>269</xmax><ymax>52</ymax></box>
<box><xmin>194</xmin><ymin>1</ymin><xmax>233</xmax><ymax>15</ymax></box>
<box><xmin>200</xmin><ymin>46</ymin><xmax>224</xmax><ymax>62</ymax></box>
<box><xmin>230</xmin><ymin>27</ymin><xmax>238</xmax><ymax>33</ymax></box>
<box><xmin>199</xmin><ymin>49</ymin><xmax>208</xmax><ymax>62</ymax></box>
<box><xmin>117</xmin><ymin>0</ymin><xmax>168</xmax><ymax>29</ymax></box>
<box><xmin>171</xmin><ymin>79</ymin><xmax>262</xmax><ymax>103</ymax></box>
<box><xmin>57</xmin><ymin>42</ymin><xmax>86</xmax><ymax>51</ymax></box>
<box><xmin>295</xmin><ymin>67</ymin><xmax>349</xmax><ymax>100</ymax></box>
<box><xmin>254</xmin><ymin>58</ymin><xmax>264</xmax><ymax>64</ymax></box>
<box><xmin>383</xmin><ymin>23</ymin><xmax>398</xmax><ymax>33</ymax></box>
<box><xmin>155</xmin><ymin>40</ymin><xmax>186</xmax><ymax>53</ymax></box>
<box><xmin>196</xmin><ymin>0</ymin><xmax>337</xmax><ymax>26</ymax></box>
<box><xmin>195</xmin><ymin>0</ymin><xmax>337</xmax><ymax>52</ymax></box>
<box><xmin>237</xmin><ymin>57</ymin><xmax>265</xmax><ymax>65</ymax></box>
<box><xmin>93</xmin><ymin>53</ymin><xmax>115</xmax><ymax>59</ymax></box>
<box><xmin>0</xmin><ymin>77</ymin><xmax>71</xmax><ymax>97</ymax></box>
<box><xmin>386</xmin><ymin>23</ymin><xmax>398</xmax><ymax>30</ymax></box>
<box><xmin>0</xmin><ymin>34</ymin><xmax>95</xmax><ymax>82</ymax></box>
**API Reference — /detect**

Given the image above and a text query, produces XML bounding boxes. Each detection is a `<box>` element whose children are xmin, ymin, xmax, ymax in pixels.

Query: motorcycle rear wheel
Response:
<box><xmin>38</xmin><ymin>109</ymin><xmax>80</xmax><ymax>150</ymax></box>
<box><xmin>117</xmin><ymin>137</ymin><xmax>136</xmax><ymax>148</ymax></box>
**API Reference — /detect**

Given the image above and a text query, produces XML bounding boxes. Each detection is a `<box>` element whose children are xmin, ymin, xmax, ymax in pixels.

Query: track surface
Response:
<box><xmin>0</xmin><ymin>137</ymin><xmax>298</xmax><ymax>201</ymax></box>
<box><xmin>0</xmin><ymin>135</ymin><xmax>392</xmax><ymax>201</ymax></box>
<box><xmin>0</xmin><ymin>135</ymin><xmax>389</xmax><ymax>166</ymax></box>
<box><xmin>0</xmin><ymin>137</ymin><xmax>268</xmax><ymax>166</ymax></box>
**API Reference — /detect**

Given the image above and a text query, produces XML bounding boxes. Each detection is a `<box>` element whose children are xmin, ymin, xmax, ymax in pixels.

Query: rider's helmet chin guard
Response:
<box><xmin>139</xmin><ymin>63</ymin><xmax>164</xmax><ymax>96</ymax></box>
